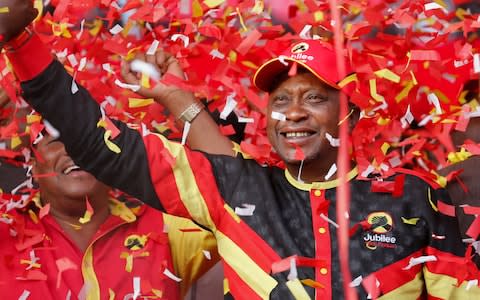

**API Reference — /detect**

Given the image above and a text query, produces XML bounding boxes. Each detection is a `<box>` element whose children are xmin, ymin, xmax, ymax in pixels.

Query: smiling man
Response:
<box><xmin>2</xmin><ymin>1</ymin><xmax>480</xmax><ymax>299</ymax></box>
<box><xmin>0</xmin><ymin>131</ymin><xmax>219</xmax><ymax>299</ymax></box>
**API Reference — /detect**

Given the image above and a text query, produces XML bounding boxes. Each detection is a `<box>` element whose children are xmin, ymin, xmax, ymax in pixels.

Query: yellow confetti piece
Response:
<box><xmin>395</xmin><ymin>81</ymin><xmax>415</xmax><ymax>103</ymax></box>
<box><xmin>87</xmin><ymin>19</ymin><xmax>102</xmax><ymax>36</ymax></box>
<box><xmin>301</xmin><ymin>279</ymin><xmax>324</xmax><ymax>289</ymax></box>
<box><xmin>10</xmin><ymin>136</ymin><xmax>22</xmax><ymax>149</ymax></box>
<box><xmin>204</xmin><ymin>0</ymin><xmax>225</xmax><ymax>9</ymax></box>
<box><xmin>0</xmin><ymin>7</ymin><xmax>9</xmax><ymax>13</ymax></box>
<box><xmin>224</xmin><ymin>204</ymin><xmax>241</xmax><ymax>223</ymax></box>
<box><xmin>223</xmin><ymin>278</ymin><xmax>230</xmax><ymax>295</ymax></box>
<box><xmin>20</xmin><ymin>260</ymin><xmax>41</xmax><ymax>269</ymax></box>
<box><xmin>369</xmin><ymin>79</ymin><xmax>385</xmax><ymax>102</ymax></box>
<box><xmin>428</xmin><ymin>188</ymin><xmax>438</xmax><ymax>212</ymax></box>
<box><xmin>79</xmin><ymin>210</ymin><xmax>93</xmax><ymax>224</ymax></box>
<box><xmin>381</xmin><ymin>142</ymin><xmax>390</xmax><ymax>155</ymax></box>
<box><xmin>251</xmin><ymin>0</ymin><xmax>264</xmax><ymax>14</ymax></box>
<box><xmin>409</xmin><ymin>71</ymin><xmax>418</xmax><ymax>85</ymax></box>
<box><xmin>97</xmin><ymin>119</ymin><xmax>106</xmax><ymax>129</ymax></box>
<box><xmin>338</xmin><ymin>73</ymin><xmax>357</xmax><ymax>88</ymax></box>
<box><xmin>448</xmin><ymin>148</ymin><xmax>472</xmax><ymax>164</ymax></box>
<box><xmin>140</xmin><ymin>73</ymin><xmax>150</xmax><ymax>89</ymax></box>
<box><xmin>236</xmin><ymin>7</ymin><xmax>248</xmax><ymax>32</ymax></box>
<box><xmin>377</xmin><ymin>117</ymin><xmax>390</xmax><ymax>126</ymax></box>
<box><xmin>374</xmin><ymin>69</ymin><xmax>401</xmax><ymax>83</ymax></box>
<box><xmin>402</xmin><ymin>217</ymin><xmax>420</xmax><ymax>225</ymax></box>
<box><xmin>110</xmin><ymin>199</ymin><xmax>137</xmax><ymax>223</ymax></box>
<box><xmin>27</xmin><ymin>115</ymin><xmax>42</xmax><ymax>124</ymax></box>
<box><xmin>314</xmin><ymin>11</ymin><xmax>324</xmax><ymax>22</ymax></box>
<box><xmin>152</xmin><ymin>289</ymin><xmax>163</xmax><ymax>298</ymax></box>
<box><xmin>104</xmin><ymin>130</ymin><xmax>121</xmax><ymax>154</ymax></box>
<box><xmin>192</xmin><ymin>0</ymin><xmax>203</xmax><ymax>18</ymax></box>
<box><xmin>241</xmin><ymin>60</ymin><xmax>259</xmax><ymax>69</ymax></box>
<box><xmin>129</xmin><ymin>98</ymin><xmax>154</xmax><ymax>108</ymax></box>
<box><xmin>434</xmin><ymin>174</ymin><xmax>447</xmax><ymax>188</ymax></box>
<box><xmin>108</xmin><ymin>289</ymin><xmax>115</xmax><ymax>300</ymax></box>
<box><xmin>228</xmin><ymin>50</ymin><xmax>237</xmax><ymax>62</ymax></box>
<box><xmin>28</xmin><ymin>209</ymin><xmax>39</xmax><ymax>224</ymax></box>
<box><xmin>33</xmin><ymin>0</ymin><xmax>43</xmax><ymax>22</ymax></box>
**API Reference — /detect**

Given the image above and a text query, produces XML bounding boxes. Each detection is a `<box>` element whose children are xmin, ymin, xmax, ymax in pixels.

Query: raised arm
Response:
<box><xmin>122</xmin><ymin>51</ymin><xmax>235</xmax><ymax>156</ymax></box>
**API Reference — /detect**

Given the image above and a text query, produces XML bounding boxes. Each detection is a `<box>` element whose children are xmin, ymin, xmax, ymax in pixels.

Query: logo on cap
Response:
<box><xmin>290</xmin><ymin>42</ymin><xmax>314</xmax><ymax>62</ymax></box>
<box><xmin>291</xmin><ymin>42</ymin><xmax>310</xmax><ymax>54</ymax></box>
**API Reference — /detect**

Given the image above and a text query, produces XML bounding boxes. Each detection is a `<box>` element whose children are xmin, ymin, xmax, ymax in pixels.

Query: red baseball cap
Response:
<box><xmin>253</xmin><ymin>40</ymin><xmax>352</xmax><ymax>92</ymax></box>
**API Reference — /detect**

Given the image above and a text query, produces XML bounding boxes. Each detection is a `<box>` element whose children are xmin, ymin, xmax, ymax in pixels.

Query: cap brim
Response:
<box><xmin>253</xmin><ymin>57</ymin><xmax>341</xmax><ymax>92</ymax></box>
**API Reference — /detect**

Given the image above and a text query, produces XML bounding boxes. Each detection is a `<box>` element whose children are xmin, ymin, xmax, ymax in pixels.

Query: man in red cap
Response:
<box><xmin>1</xmin><ymin>1</ymin><xmax>479</xmax><ymax>299</ymax></box>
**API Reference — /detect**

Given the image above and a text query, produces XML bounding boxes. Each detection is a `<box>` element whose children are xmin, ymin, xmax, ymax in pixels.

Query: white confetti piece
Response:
<box><xmin>400</xmin><ymin>105</ymin><xmax>414</xmax><ymax>128</ymax></box>
<box><xmin>76</xmin><ymin>19</ymin><xmax>85</xmax><ymax>40</ymax></box>
<box><xmin>237</xmin><ymin>117</ymin><xmax>254</xmax><ymax>123</ymax></box>
<box><xmin>220</xmin><ymin>94</ymin><xmax>237</xmax><ymax>120</ymax></box>
<box><xmin>403</xmin><ymin>255</ymin><xmax>437</xmax><ymax>270</ymax></box>
<box><xmin>299</xmin><ymin>25</ymin><xmax>312</xmax><ymax>39</ymax></box>
<box><xmin>71</xmin><ymin>79</ymin><xmax>79</xmax><ymax>94</ymax></box>
<box><xmin>114</xmin><ymin>79</ymin><xmax>141</xmax><ymax>92</ymax></box>
<box><xmin>278</xmin><ymin>55</ymin><xmax>289</xmax><ymax>66</ymax></box>
<box><xmin>146</xmin><ymin>40</ymin><xmax>160</xmax><ymax>55</ymax></box>
<box><xmin>388</xmin><ymin>156</ymin><xmax>402</xmax><ymax>168</ymax></box>
<box><xmin>209</xmin><ymin>49</ymin><xmax>225</xmax><ymax>59</ymax></box>
<box><xmin>44</xmin><ymin>120</ymin><xmax>60</xmax><ymax>139</ymax></box>
<box><xmin>325</xmin><ymin>133</ymin><xmax>340</xmax><ymax>147</ymax></box>
<box><xmin>427</xmin><ymin>93</ymin><xmax>442</xmax><ymax>115</ymax></box>
<box><xmin>171</xmin><ymin>34</ymin><xmax>189</xmax><ymax>48</ymax></box>
<box><xmin>424</xmin><ymin>2</ymin><xmax>447</xmax><ymax>12</ymax></box>
<box><xmin>130</xmin><ymin>59</ymin><xmax>160</xmax><ymax>81</ymax></box>
<box><xmin>271</xmin><ymin>111</ymin><xmax>286</xmax><ymax>121</ymax></box>
<box><xmin>418</xmin><ymin>114</ymin><xmax>433</xmax><ymax>127</ymax></box>
<box><xmin>181</xmin><ymin>121</ymin><xmax>191</xmax><ymax>146</ymax></box>
<box><xmin>163</xmin><ymin>268</ymin><xmax>182</xmax><ymax>282</ymax></box>
<box><xmin>320</xmin><ymin>213</ymin><xmax>339</xmax><ymax>228</ymax></box>
<box><xmin>349</xmin><ymin>276</ymin><xmax>363</xmax><ymax>287</ymax></box>
<box><xmin>78</xmin><ymin>57</ymin><xmax>87</xmax><ymax>72</ymax></box>
<box><xmin>466</xmin><ymin>279</ymin><xmax>478</xmax><ymax>291</ymax></box>
<box><xmin>431</xmin><ymin>233</ymin><xmax>445</xmax><ymax>240</ymax></box>
<box><xmin>25</xmin><ymin>250</ymin><xmax>40</xmax><ymax>270</ymax></box>
<box><xmin>474</xmin><ymin>54</ymin><xmax>480</xmax><ymax>74</ymax></box>
<box><xmin>109</xmin><ymin>24</ymin><xmax>123</xmax><ymax>35</ymax></box>
<box><xmin>102</xmin><ymin>63</ymin><xmax>115</xmax><ymax>74</ymax></box>
<box><xmin>325</xmin><ymin>163</ymin><xmax>337</xmax><ymax>180</ymax></box>
<box><xmin>287</xmin><ymin>257</ymin><xmax>297</xmax><ymax>281</ymax></box>
<box><xmin>67</xmin><ymin>54</ymin><xmax>78</xmax><ymax>68</ymax></box>
<box><xmin>203</xmin><ymin>250</ymin><xmax>212</xmax><ymax>260</ymax></box>
<box><xmin>65</xmin><ymin>290</ymin><xmax>72</xmax><ymax>300</ymax></box>
<box><xmin>234</xmin><ymin>204</ymin><xmax>256</xmax><ymax>216</ymax></box>
<box><xmin>18</xmin><ymin>290</ymin><xmax>30</xmax><ymax>300</ymax></box>
<box><xmin>133</xmin><ymin>277</ymin><xmax>141</xmax><ymax>300</ymax></box>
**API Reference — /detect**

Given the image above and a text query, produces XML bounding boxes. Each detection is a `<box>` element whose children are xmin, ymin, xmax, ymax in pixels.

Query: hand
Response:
<box><xmin>121</xmin><ymin>50</ymin><xmax>191</xmax><ymax>104</ymax></box>
<box><xmin>0</xmin><ymin>0</ymin><xmax>37</xmax><ymax>44</ymax></box>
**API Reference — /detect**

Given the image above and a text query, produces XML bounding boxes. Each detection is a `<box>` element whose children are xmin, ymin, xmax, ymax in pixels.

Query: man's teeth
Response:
<box><xmin>63</xmin><ymin>165</ymin><xmax>80</xmax><ymax>174</ymax></box>
<box><xmin>285</xmin><ymin>132</ymin><xmax>312</xmax><ymax>138</ymax></box>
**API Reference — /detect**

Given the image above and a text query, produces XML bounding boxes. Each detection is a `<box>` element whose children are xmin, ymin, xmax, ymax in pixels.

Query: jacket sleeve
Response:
<box><xmin>9</xmin><ymin>33</ymin><xmax>231</xmax><ymax>227</ymax></box>
<box><xmin>6</xmin><ymin>33</ymin><xmax>159</xmax><ymax>211</ymax></box>
<box><xmin>422</xmin><ymin>187</ymin><xmax>480</xmax><ymax>298</ymax></box>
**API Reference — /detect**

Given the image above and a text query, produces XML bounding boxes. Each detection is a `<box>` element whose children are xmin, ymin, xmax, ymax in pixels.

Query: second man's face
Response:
<box><xmin>266</xmin><ymin>72</ymin><xmax>340</xmax><ymax>170</ymax></box>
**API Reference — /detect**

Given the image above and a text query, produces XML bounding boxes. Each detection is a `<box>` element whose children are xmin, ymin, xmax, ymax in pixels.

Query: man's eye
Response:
<box><xmin>306</xmin><ymin>94</ymin><xmax>327</xmax><ymax>102</ymax></box>
<box><xmin>273</xmin><ymin>96</ymin><xmax>289</xmax><ymax>103</ymax></box>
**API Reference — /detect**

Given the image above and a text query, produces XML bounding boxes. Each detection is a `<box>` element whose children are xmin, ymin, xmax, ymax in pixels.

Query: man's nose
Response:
<box><xmin>285</xmin><ymin>101</ymin><xmax>308</xmax><ymax>122</ymax></box>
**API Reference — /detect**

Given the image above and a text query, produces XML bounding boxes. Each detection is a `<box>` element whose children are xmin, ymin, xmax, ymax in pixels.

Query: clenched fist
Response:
<box><xmin>0</xmin><ymin>0</ymin><xmax>37</xmax><ymax>45</ymax></box>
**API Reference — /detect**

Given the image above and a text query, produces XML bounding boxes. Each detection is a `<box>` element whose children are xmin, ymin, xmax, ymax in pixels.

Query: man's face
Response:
<box><xmin>32</xmin><ymin>134</ymin><xmax>108</xmax><ymax>199</ymax></box>
<box><xmin>266</xmin><ymin>72</ymin><xmax>340</xmax><ymax>169</ymax></box>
